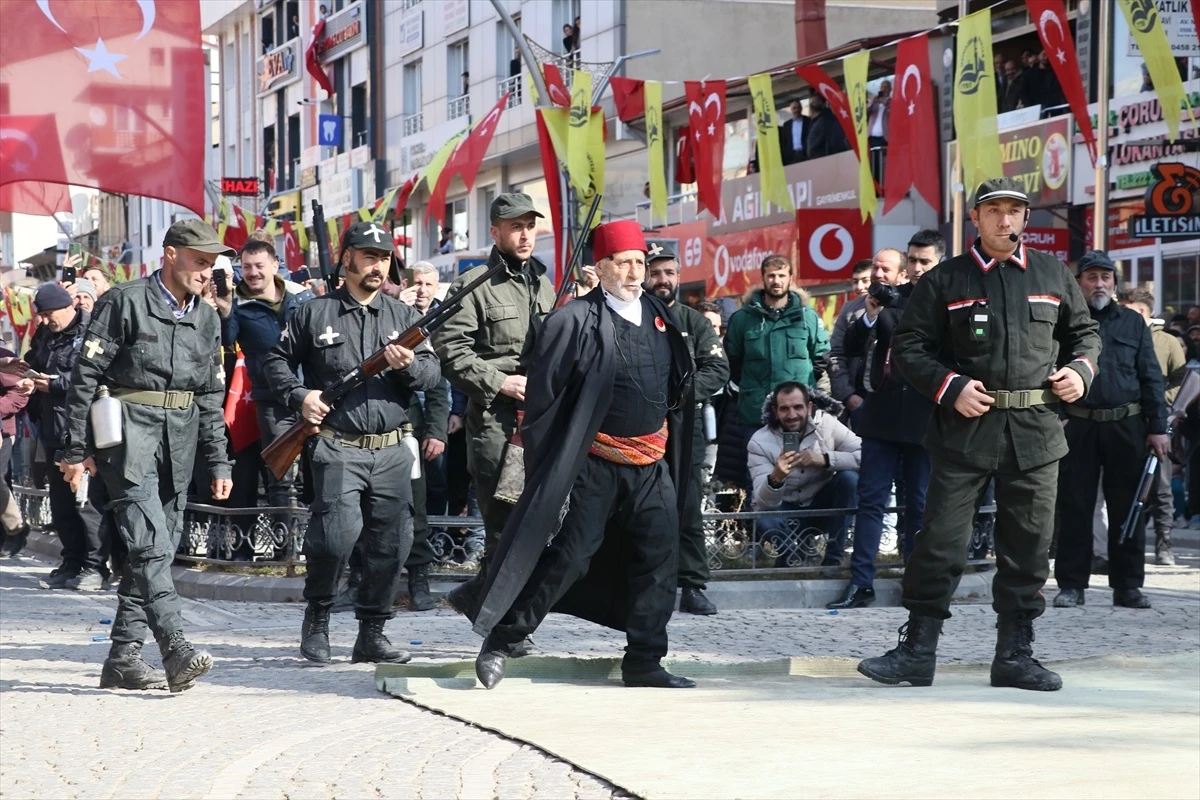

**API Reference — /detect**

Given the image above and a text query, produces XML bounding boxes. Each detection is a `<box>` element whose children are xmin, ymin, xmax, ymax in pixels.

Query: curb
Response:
<box><xmin>20</xmin><ymin>530</ymin><xmax>994</xmax><ymax>609</ymax></box>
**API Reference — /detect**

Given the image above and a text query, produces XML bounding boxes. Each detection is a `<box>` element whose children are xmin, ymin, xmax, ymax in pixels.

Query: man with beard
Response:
<box><xmin>645</xmin><ymin>242</ymin><xmax>728</xmax><ymax>615</ymax></box>
<box><xmin>471</xmin><ymin>220</ymin><xmax>696</xmax><ymax>690</ymax></box>
<box><xmin>435</xmin><ymin>194</ymin><xmax>556</xmax><ymax>644</ymax></box>
<box><xmin>261</xmin><ymin>221</ymin><xmax>441</xmax><ymax>664</ymax></box>
<box><xmin>857</xmin><ymin>178</ymin><xmax>1100</xmax><ymax>692</ymax></box>
<box><xmin>1053</xmin><ymin>251</ymin><xmax>1167</xmax><ymax>610</ymax></box>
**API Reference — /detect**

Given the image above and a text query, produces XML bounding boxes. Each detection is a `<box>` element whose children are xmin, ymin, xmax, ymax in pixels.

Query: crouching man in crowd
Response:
<box><xmin>748</xmin><ymin>382</ymin><xmax>860</xmax><ymax>568</ymax></box>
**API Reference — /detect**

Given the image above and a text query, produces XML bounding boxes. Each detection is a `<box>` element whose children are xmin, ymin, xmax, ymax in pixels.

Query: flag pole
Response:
<box><xmin>1092</xmin><ymin>0</ymin><xmax>1111</xmax><ymax>251</ymax></box>
<box><xmin>951</xmin><ymin>0</ymin><xmax>967</xmax><ymax>256</ymax></box>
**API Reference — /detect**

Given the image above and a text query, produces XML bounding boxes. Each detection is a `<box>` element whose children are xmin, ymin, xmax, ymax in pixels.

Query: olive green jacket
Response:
<box><xmin>63</xmin><ymin>276</ymin><xmax>231</xmax><ymax>491</ymax></box>
<box><xmin>433</xmin><ymin>247</ymin><xmax>556</xmax><ymax>409</ymax></box>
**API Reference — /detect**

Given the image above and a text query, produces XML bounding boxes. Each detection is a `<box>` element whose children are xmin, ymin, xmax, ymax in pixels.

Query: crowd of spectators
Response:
<box><xmin>2</xmin><ymin>225</ymin><xmax>1194</xmax><ymax>606</ymax></box>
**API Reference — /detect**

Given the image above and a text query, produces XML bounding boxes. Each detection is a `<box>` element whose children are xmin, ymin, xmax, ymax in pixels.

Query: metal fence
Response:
<box><xmin>12</xmin><ymin>484</ymin><xmax>995</xmax><ymax>577</ymax></box>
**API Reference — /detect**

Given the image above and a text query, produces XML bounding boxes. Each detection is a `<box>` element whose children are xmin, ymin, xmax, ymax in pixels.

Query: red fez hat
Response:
<box><xmin>591</xmin><ymin>220</ymin><xmax>648</xmax><ymax>262</ymax></box>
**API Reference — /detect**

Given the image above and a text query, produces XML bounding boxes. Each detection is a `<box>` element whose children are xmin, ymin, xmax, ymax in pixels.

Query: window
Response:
<box><xmin>263</xmin><ymin>126</ymin><xmax>276</xmax><ymax>193</ymax></box>
<box><xmin>285</xmin><ymin>0</ymin><xmax>299</xmax><ymax>41</ymax></box>
<box><xmin>403</xmin><ymin>59</ymin><xmax>422</xmax><ymax>135</ymax></box>
<box><xmin>351</xmin><ymin>83</ymin><xmax>368</xmax><ymax>148</ymax></box>
<box><xmin>288</xmin><ymin>114</ymin><xmax>301</xmax><ymax>189</ymax></box>
<box><xmin>260</xmin><ymin>12</ymin><xmax>274</xmax><ymax>54</ymax></box>
<box><xmin>497</xmin><ymin>18</ymin><xmax>523</xmax><ymax>106</ymax></box>
<box><xmin>552</xmin><ymin>0</ymin><xmax>581</xmax><ymax>58</ymax></box>
<box><xmin>447</xmin><ymin>38</ymin><xmax>469</xmax><ymax>100</ymax></box>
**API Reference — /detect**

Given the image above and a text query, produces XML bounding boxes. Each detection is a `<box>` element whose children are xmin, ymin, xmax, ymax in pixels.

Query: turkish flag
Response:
<box><xmin>1026</xmin><ymin>0</ymin><xmax>1097</xmax><ymax>164</ymax></box>
<box><xmin>223</xmin><ymin>354</ymin><xmax>261</xmax><ymax>454</ymax></box>
<box><xmin>535</xmin><ymin>110</ymin><xmax>565</xmax><ymax>288</ymax></box>
<box><xmin>676</xmin><ymin>125</ymin><xmax>696</xmax><ymax>185</ymax></box>
<box><xmin>0</xmin><ymin>181</ymin><xmax>72</xmax><ymax>215</ymax></box>
<box><xmin>449</xmin><ymin>94</ymin><xmax>509</xmax><ymax>192</ymax></box>
<box><xmin>794</xmin><ymin>209</ymin><xmax>872</xmax><ymax>282</ymax></box>
<box><xmin>0</xmin><ymin>0</ymin><xmax>206</xmax><ymax>213</ymax></box>
<box><xmin>542</xmin><ymin>64</ymin><xmax>572</xmax><ymax>108</ymax></box>
<box><xmin>794</xmin><ymin>65</ymin><xmax>860</xmax><ymax>158</ymax></box>
<box><xmin>684</xmin><ymin>80</ymin><xmax>727</xmax><ymax>219</ymax></box>
<box><xmin>609</xmin><ymin>77</ymin><xmax>645</xmax><ymax>121</ymax></box>
<box><xmin>0</xmin><ymin>114</ymin><xmax>72</xmax><ymax>215</ymax></box>
<box><xmin>883</xmin><ymin>34</ymin><xmax>941</xmax><ymax>215</ymax></box>
<box><xmin>221</xmin><ymin>202</ymin><xmax>249</xmax><ymax>252</ymax></box>
<box><xmin>281</xmin><ymin>220</ymin><xmax>304</xmax><ymax>270</ymax></box>
<box><xmin>306</xmin><ymin>18</ymin><xmax>335</xmax><ymax>97</ymax></box>
<box><xmin>394</xmin><ymin>171</ymin><xmax>419</xmax><ymax>218</ymax></box>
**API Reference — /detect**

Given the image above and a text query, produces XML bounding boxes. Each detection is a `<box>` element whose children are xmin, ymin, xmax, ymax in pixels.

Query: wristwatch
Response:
<box><xmin>767</xmin><ymin>474</ymin><xmax>785</xmax><ymax>490</ymax></box>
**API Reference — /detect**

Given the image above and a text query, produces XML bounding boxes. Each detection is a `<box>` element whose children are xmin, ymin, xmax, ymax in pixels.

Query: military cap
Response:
<box><xmin>973</xmin><ymin>177</ymin><xmax>1030</xmax><ymax>207</ymax></box>
<box><xmin>645</xmin><ymin>240</ymin><xmax>677</xmax><ymax>264</ymax></box>
<box><xmin>1076</xmin><ymin>250</ymin><xmax>1117</xmax><ymax>277</ymax></box>
<box><xmin>343</xmin><ymin>221</ymin><xmax>394</xmax><ymax>251</ymax></box>
<box><xmin>490</xmin><ymin>192</ymin><xmax>544</xmax><ymax>221</ymax></box>
<box><xmin>163</xmin><ymin>219</ymin><xmax>237</xmax><ymax>257</ymax></box>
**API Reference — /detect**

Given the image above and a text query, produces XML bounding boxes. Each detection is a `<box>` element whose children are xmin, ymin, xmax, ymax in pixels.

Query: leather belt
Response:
<box><xmin>984</xmin><ymin>389</ymin><xmax>1057</xmax><ymax>410</ymax></box>
<box><xmin>111</xmin><ymin>388</ymin><xmax>194</xmax><ymax>409</ymax></box>
<box><xmin>1064</xmin><ymin>402</ymin><xmax>1141</xmax><ymax>422</ymax></box>
<box><xmin>317</xmin><ymin>427</ymin><xmax>403</xmax><ymax>450</ymax></box>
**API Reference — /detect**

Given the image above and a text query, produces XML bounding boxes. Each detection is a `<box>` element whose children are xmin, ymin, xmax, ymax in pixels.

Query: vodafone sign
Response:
<box><xmin>704</xmin><ymin>222</ymin><xmax>797</xmax><ymax>299</ymax></box>
<box><xmin>794</xmin><ymin>209</ymin><xmax>872</xmax><ymax>281</ymax></box>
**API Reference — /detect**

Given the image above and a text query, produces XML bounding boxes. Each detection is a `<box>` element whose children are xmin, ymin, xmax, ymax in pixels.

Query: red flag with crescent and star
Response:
<box><xmin>1026</xmin><ymin>0</ymin><xmax>1097</xmax><ymax>164</ymax></box>
<box><xmin>541</xmin><ymin>64</ymin><xmax>572</xmax><ymax>108</ymax></box>
<box><xmin>883</xmin><ymin>34</ymin><xmax>941</xmax><ymax>215</ymax></box>
<box><xmin>223</xmin><ymin>350</ymin><xmax>261</xmax><ymax>454</ymax></box>
<box><xmin>0</xmin><ymin>0</ymin><xmax>207</xmax><ymax>213</ymax></box>
<box><xmin>684</xmin><ymin>80</ymin><xmax>727</xmax><ymax>219</ymax></box>
<box><xmin>306</xmin><ymin>17</ymin><xmax>335</xmax><ymax>98</ymax></box>
<box><xmin>428</xmin><ymin>94</ymin><xmax>510</xmax><ymax>227</ymax></box>
<box><xmin>794</xmin><ymin>65</ymin><xmax>860</xmax><ymax>158</ymax></box>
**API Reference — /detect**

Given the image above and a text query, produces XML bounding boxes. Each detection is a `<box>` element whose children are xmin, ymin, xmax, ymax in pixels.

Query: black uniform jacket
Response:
<box><xmin>893</xmin><ymin>241</ymin><xmax>1102</xmax><ymax>471</ymax></box>
<box><xmin>1076</xmin><ymin>302</ymin><xmax>1167</xmax><ymax>434</ymax></box>
<box><xmin>472</xmin><ymin>290</ymin><xmax>695</xmax><ymax>637</ymax></box>
<box><xmin>261</xmin><ymin>286</ymin><xmax>441</xmax><ymax>435</ymax></box>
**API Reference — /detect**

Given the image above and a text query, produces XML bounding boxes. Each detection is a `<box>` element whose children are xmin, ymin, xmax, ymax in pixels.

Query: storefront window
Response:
<box><xmin>1163</xmin><ymin>252</ymin><xmax>1200</xmax><ymax>313</ymax></box>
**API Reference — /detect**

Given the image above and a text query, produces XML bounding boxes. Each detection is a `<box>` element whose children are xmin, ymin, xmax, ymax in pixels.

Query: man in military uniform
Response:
<box><xmin>434</xmin><ymin>193</ymin><xmax>556</xmax><ymax>628</ymax></box>
<box><xmin>644</xmin><ymin>242</ymin><xmax>728</xmax><ymax>615</ymax></box>
<box><xmin>60</xmin><ymin>220</ymin><xmax>235</xmax><ymax>693</ymax></box>
<box><xmin>857</xmin><ymin>179</ymin><xmax>1101</xmax><ymax>692</ymax></box>
<box><xmin>1054</xmin><ymin>252</ymin><xmax>1168</xmax><ymax>610</ymax></box>
<box><xmin>261</xmin><ymin>221</ymin><xmax>441</xmax><ymax>664</ymax></box>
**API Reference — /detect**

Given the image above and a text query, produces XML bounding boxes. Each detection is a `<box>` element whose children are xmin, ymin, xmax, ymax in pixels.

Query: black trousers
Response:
<box><xmin>1055</xmin><ymin>415</ymin><xmax>1147</xmax><ymax>591</ymax></box>
<box><xmin>303</xmin><ymin>437</ymin><xmax>414</xmax><ymax>620</ymax></box>
<box><xmin>487</xmin><ymin>457</ymin><xmax>679</xmax><ymax>674</ymax></box>
<box><xmin>47</xmin><ymin>455</ymin><xmax>103</xmax><ymax>572</ymax></box>
<box><xmin>677</xmin><ymin>461</ymin><xmax>709</xmax><ymax>589</ymax></box>
<box><xmin>903</xmin><ymin>427</ymin><xmax>1057</xmax><ymax>621</ymax></box>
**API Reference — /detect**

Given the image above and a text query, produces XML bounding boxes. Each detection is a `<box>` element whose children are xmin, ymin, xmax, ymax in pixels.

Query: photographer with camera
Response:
<box><xmin>828</xmin><ymin>249</ymin><xmax>934</xmax><ymax>609</ymax></box>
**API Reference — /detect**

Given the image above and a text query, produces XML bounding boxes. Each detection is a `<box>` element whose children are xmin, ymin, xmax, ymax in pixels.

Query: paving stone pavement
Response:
<box><xmin>1</xmin><ymin>550</ymin><xmax>1197</xmax><ymax>800</ymax></box>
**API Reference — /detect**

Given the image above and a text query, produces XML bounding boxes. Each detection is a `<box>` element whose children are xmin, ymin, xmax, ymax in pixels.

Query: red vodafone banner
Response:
<box><xmin>794</xmin><ymin>209</ymin><xmax>873</xmax><ymax>282</ymax></box>
<box><xmin>704</xmin><ymin>222</ymin><xmax>797</xmax><ymax>298</ymax></box>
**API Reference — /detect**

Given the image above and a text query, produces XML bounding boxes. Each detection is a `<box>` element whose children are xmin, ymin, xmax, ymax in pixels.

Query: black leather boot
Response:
<box><xmin>990</xmin><ymin>617</ymin><xmax>1062</xmax><ymax>691</ymax></box>
<box><xmin>300</xmin><ymin>604</ymin><xmax>332</xmax><ymax>663</ymax></box>
<box><xmin>679</xmin><ymin>587</ymin><xmax>718</xmax><ymax>615</ymax></box>
<box><xmin>1114</xmin><ymin>588</ymin><xmax>1152</xmax><ymax>608</ymax></box>
<box><xmin>351</xmin><ymin>619</ymin><xmax>410</xmax><ymax>664</ymax></box>
<box><xmin>826</xmin><ymin>583</ymin><xmax>875</xmax><ymax>609</ymax></box>
<box><xmin>446</xmin><ymin>574</ymin><xmax>482</xmax><ymax>620</ymax></box>
<box><xmin>1053</xmin><ymin>588</ymin><xmax>1085</xmax><ymax>607</ymax></box>
<box><xmin>407</xmin><ymin>564</ymin><xmax>435</xmax><ymax>612</ymax></box>
<box><xmin>857</xmin><ymin>615</ymin><xmax>942</xmax><ymax>686</ymax></box>
<box><xmin>99</xmin><ymin>642</ymin><xmax>168</xmax><ymax>690</ymax></box>
<box><xmin>159</xmin><ymin>630</ymin><xmax>213</xmax><ymax>693</ymax></box>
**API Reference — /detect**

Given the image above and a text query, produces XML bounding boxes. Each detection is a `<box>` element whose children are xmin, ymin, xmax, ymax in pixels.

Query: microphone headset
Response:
<box><xmin>1009</xmin><ymin>208</ymin><xmax>1031</xmax><ymax>243</ymax></box>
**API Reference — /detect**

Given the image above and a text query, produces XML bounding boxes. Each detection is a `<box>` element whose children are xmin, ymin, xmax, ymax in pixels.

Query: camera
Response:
<box><xmin>868</xmin><ymin>281</ymin><xmax>902</xmax><ymax>308</ymax></box>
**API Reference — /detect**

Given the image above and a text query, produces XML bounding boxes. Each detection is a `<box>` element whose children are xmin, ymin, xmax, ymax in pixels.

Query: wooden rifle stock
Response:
<box><xmin>261</xmin><ymin>257</ymin><xmax>510</xmax><ymax>480</ymax></box>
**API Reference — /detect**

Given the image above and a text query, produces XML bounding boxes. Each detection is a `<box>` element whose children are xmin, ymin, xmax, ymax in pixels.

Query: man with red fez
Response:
<box><xmin>470</xmin><ymin>219</ymin><xmax>697</xmax><ymax>690</ymax></box>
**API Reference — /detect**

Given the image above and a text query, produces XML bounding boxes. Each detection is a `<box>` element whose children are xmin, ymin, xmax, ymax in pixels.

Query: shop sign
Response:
<box><xmin>711</xmin><ymin>151</ymin><xmax>859</xmax><ymax>235</ymax></box>
<box><xmin>704</xmin><ymin>221</ymin><xmax>798</xmax><ymax>299</ymax></box>
<box><xmin>1128</xmin><ymin>162</ymin><xmax>1200</xmax><ymax>240</ymax></box>
<box><xmin>319</xmin><ymin>1</ymin><xmax>366</xmax><ymax>63</ymax></box>
<box><xmin>1021</xmin><ymin>227</ymin><xmax>1069</xmax><ymax>261</ymax></box>
<box><xmin>947</xmin><ymin>116</ymin><xmax>1071</xmax><ymax>209</ymax></box>
<box><xmin>643</xmin><ymin>221</ymin><xmax>708</xmax><ymax>285</ymax></box>
<box><xmin>398</xmin><ymin>11</ymin><xmax>423</xmax><ymax>57</ymax></box>
<box><xmin>256</xmin><ymin>39</ymin><xmax>300</xmax><ymax>95</ymax></box>
<box><xmin>794</xmin><ymin>209</ymin><xmax>873</xmax><ymax>282</ymax></box>
<box><xmin>1126</xmin><ymin>0</ymin><xmax>1200</xmax><ymax>57</ymax></box>
<box><xmin>221</xmin><ymin>177</ymin><xmax>260</xmax><ymax>196</ymax></box>
<box><xmin>1083</xmin><ymin>201</ymin><xmax>1154</xmax><ymax>251</ymax></box>
<box><xmin>443</xmin><ymin>0</ymin><xmax>469</xmax><ymax>35</ymax></box>
<box><xmin>1072</xmin><ymin>80</ymin><xmax>1200</xmax><ymax>203</ymax></box>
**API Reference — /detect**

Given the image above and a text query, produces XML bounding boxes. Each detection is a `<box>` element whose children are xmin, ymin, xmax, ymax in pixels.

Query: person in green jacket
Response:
<box><xmin>724</xmin><ymin>254</ymin><xmax>830</xmax><ymax>482</ymax></box>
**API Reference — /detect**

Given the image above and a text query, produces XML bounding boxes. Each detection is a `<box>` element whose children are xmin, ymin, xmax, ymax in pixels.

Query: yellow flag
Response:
<box><xmin>568</xmin><ymin>70</ymin><xmax>593</xmax><ymax>198</ymax></box>
<box><xmin>216</xmin><ymin>196</ymin><xmax>229</xmax><ymax>245</ymax></box>
<box><xmin>542</xmin><ymin>107</ymin><xmax>606</xmax><ymax>227</ymax></box>
<box><xmin>241</xmin><ymin>208</ymin><xmax>256</xmax><ymax>236</ymax></box>
<box><xmin>749</xmin><ymin>73</ymin><xmax>793</xmax><ymax>212</ymax></box>
<box><xmin>954</xmin><ymin>8</ymin><xmax>1003</xmax><ymax>198</ymax></box>
<box><xmin>845</xmin><ymin>52</ymin><xmax>878</xmax><ymax>221</ymax></box>
<box><xmin>645</xmin><ymin>80</ymin><xmax>667</xmax><ymax>226</ymax></box>
<box><xmin>1119</xmin><ymin>0</ymin><xmax>1195</xmax><ymax>141</ymax></box>
<box><xmin>327</xmin><ymin>217</ymin><xmax>341</xmax><ymax>255</ymax></box>
<box><xmin>422</xmin><ymin>128</ymin><xmax>468</xmax><ymax>194</ymax></box>
<box><xmin>374</xmin><ymin>187</ymin><xmax>399</xmax><ymax>224</ymax></box>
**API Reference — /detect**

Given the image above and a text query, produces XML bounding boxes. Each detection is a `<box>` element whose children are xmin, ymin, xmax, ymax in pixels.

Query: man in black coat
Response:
<box><xmin>805</xmin><ymin>94</ymin><xmax>849</xmax><ymax>159</ymax></box>
<box><xmin>471</xmin><ymin>220</ymin><xmax>696</xmax><ymax>690</ymax></box>
<box><xmin>828</xmin><ymin>254</ymin><xmax>933</xmax><ymax>609</ymax></box>
<box><xmin>778</xmin><ymin>99</ymin><xmax>809</xmax><ymax>165</ymax></box>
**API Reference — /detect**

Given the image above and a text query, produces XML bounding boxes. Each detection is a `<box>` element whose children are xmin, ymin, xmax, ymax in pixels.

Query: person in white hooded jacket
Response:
<box><xmin>748</xmin><ymin>381</ymin><xmax>861</xmax><ymax>567</ymax></box>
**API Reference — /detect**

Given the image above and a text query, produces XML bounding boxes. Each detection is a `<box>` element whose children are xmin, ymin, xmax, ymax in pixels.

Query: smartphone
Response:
<box><xmin>213</xmin><ymin>269</ymin><xmax>230</xmax><ymax>297</ymax></box>
<box><xmin>61</xmin><ymin>265</ymin><xmax>77</xmax><ymax>284</ymax></box>
<box><xmin>782</xmin><ymin>431</ymin><xmax>801</xmax><ymax>453</ymax></box>
<box><xmin>23</xmin><ymin>369</ymin><xmax>46</xmax><ymax>380</ymax></box>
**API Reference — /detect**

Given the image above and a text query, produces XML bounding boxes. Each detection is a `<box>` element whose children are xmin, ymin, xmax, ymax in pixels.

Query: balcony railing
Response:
<box><xmin>402</xmin><ymin>112</ymin><xmax>423</xmax><ymax>137</ymax></box>
<box><xmin>497</xmin><ymin>74</ymin><xmax>522</xmax><ymax>108</ymax></box>
<box><xmin>447</xmin><ymin>94</ymin><xmax>470</xmax><ymax>121</ymax></box>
